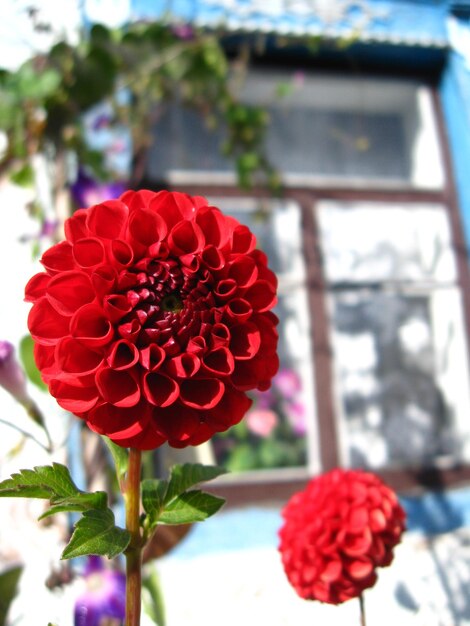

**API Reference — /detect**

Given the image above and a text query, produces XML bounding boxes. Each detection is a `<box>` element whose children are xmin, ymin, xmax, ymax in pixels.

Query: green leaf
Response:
<box><xmin>158</xmin><ymin>490</ymin><xmax>225</xmax><ymax>525</ymax></box>
<box><xmin>102</xmin><ymin>436</ymin><xmax>129</xmax><ymax>482</ymax></box>
<box><xmin>19</xmin><ymin>334</ymin><xmax>47</xmax><ymax>391</ymax></box>
<box><xmin>142</xmin><ymin>569</ymin><xmax>166</xmax><ymax>626</ymax></box>
<box><xmin>165</xmin><ymin>463</ymin><xmax>227</xmax><ymax>502</ymax></box>
<box><xmin>10</xmin><ymin>162</ymin><xmax>34</xmax><ymax>187</ymax></box>
<box><xmin>142</xmin><ymin>478</ymin><xmax>168</xmax><ymax>526</ymax></box>
<box><xmin>0</xmin><ymin>565</ymin><xmax>22</xmax><ymax>626</ymax></box>
<box><xmin>62</xmin><ymin>509</ymin><xmax>131</xmax><ymax>559</ymax></box>
<box><xmin>0</xmin><ymin>463</ymin><xmax>108</xmax><ymax>516</ymax></box>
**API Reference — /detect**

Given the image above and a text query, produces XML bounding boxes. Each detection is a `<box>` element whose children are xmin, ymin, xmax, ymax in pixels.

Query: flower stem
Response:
<box><xmin>359</xmin><ymin>593</ymin><xmax>366</xmax><ymax>626</ymax></box>
<box><xmin>125</xmin><ymin>447</ymin><xmax>143</xmax><ymax>626</ymax></box>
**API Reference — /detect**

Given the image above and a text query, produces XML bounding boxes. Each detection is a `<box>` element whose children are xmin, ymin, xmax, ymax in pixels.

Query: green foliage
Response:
<box><xmin>142</xmin><ymin>463</ymin><xmax>226</xmax><ymax>530</ymax></box>
<box><xmin>102</xmin><ymin>436</ymin><xmax>129</xmax><ymax>483</ymax></box>
<box><xmin>0</xmin><ymin>20</ymin><xmax>280</xmax><ymax>191</ymax></box>
<box><xmin>143</xmin><ymin>569</ymin><xmax>166</xmax><ymax>626</ymax></box>
<box><xmin>0</xmin><ymin>565</ymin><xmax>22</xmax><ymax>626</ymax></box>
<box><xmin>62</xmin><ymin>509</ymin><xmax>131</xmax><ymax>559</ymax></box>
<box><xmin>19</xmin><ymin>334</ymin><xmax>48</xmax><ymax>391</ymax></box>
<box><xmin>0</xmin><ymin>463</ymin><xmax>129</xmax><ymax>560</ymax></box>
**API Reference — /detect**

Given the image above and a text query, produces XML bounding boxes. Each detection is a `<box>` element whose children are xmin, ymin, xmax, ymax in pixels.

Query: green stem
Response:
<box><xmin>125</xmin><ymin>448</ymin><xmax>143</xmax><ymax>626</ymax></box>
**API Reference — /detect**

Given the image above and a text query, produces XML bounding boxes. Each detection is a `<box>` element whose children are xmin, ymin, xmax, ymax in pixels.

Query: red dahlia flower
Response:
<box><xmin>278</xmin><ymin>468</ymin><xmax>406</xmax><ymax>605</ymax></box>
<box><xmin>25</xmin><ymin>190</ymin><xmax>279</xmax><ymax>449</ymax></box>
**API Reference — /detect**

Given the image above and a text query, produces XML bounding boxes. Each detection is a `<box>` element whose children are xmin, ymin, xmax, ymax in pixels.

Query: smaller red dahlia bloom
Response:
<box><xmin>25</xmin><ymin>190</ymin><xmax>279</xmax><ymax>450</ymax></box>
<box><xmin>278</xmin><ymin>468</ymin><xmax>406</xmax><ymax>605</ymax></box>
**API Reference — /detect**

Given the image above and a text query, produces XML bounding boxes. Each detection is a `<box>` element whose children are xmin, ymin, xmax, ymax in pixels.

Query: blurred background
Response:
<box><xmin>2</xmin><ymin>0</ymin><xmax>470</xmax><ymax>624</ymax></box>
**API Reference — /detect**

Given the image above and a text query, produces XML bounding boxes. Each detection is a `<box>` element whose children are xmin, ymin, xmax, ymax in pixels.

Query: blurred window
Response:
<box><xmin>318</xmin><ymin>200</ymin><xmax>470</xmax><ymax>471</ymax></box>
<box><xmin>147</xmin><ymin>71</ymin><xmax>444</xmax><ymax>190</ymax></box>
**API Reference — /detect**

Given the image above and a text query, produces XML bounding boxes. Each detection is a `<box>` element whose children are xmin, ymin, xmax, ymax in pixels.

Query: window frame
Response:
<box><xmin>140</xmin><ymin>86</ymin><xmax>470</xmax><ymax>502</ymax></box>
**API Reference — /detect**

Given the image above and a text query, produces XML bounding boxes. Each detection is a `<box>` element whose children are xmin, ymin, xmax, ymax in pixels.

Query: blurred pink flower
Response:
<box><xmin>274</xmin><ymin>369</ymin><xmax>301</xmax><ymax>399</ymax></box>
<box><xmin>246</xmin><ymin>408</ymin><xmax>278</xmax><ymax>438</ymax></box>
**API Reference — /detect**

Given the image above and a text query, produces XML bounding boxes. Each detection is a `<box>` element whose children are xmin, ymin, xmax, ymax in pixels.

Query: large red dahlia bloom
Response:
<box><xmin>278</xmin><ymin>469</ymin><xmax>406</xmax><ymax>604</ymax></box>
<box><xmin>25</xmin><ymin>190</ymin><xmax>279</xmax><ymax>449</ymax></box>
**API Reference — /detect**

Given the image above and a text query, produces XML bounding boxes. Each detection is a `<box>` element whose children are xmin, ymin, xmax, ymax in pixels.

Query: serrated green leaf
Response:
<box><xmin>0</xmin><ymin>463</ymin><xmax>108</xmax><ymax>517</ymax></box>
<box><xmin>142</xmin><ymin>478</ymin><xmax>168</xmax><ymax>526</ymax></box>
<box><xmin>158</xmin><ymin>490</ymin><xmax>225</xmax><ymax>525</ymax></box>
<box><xmin>19</xmin><ymin>335</ymin><xmax>47</xmax><ymax>391</ymax></box>
<box><xmin>165</xmin><ymin>463</ymin><xmax>227</xmax><ymax>503</ymax></box>
<box><xmin>102</xmin><ymin>436</ymin><xmax>128</xmax><ymax>482</ymax></box>
<box><xmin>0</xmin><ymin>463</ymin><xmax>78</xmax><ymax>499</ymax></box>
<box><xmin>0</xmin><ymin>565</ymin><xmax>22</xmax><ymax>626</ymax></box>
<box><xmin>62</xmin><ymin>509</ymin><xmax>131</xmax><ymax>560</ymax></box>
<box><xmin>38</xmin><ymin>491</ymin><xmax>108</xmax><ymax>520</ymax></box>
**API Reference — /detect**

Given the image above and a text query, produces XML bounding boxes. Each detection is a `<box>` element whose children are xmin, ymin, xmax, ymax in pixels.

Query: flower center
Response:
<box><xmin>161</xmin><ymin>293</ymin><xmax>183</xmax><ymax>313</ymax></box>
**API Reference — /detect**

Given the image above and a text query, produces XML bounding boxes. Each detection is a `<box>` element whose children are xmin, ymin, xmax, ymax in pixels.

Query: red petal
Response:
<box><xmin>195</xmin><ymin>206</ymin><xmax>230</xmax><ymax>247</ymax></box>
<box><xmin>166</xmin><ymin>353</ymin><xmax>200</xmax><ymax>378</ymax></box>
<box><xmin>202</xmin><ymin>347</ymin><xmax>234</xmax><ymax>376</ymax></box>
<box><xmin>64</xmin><ymin>209</ymin><xmax>88</xmax><ymax>242</ymax></box>
<box><xmin>49</xmin><ymin>379</ymin><xmax>99</xmax><ymax>413</ymax></box>
<box><xmin>73</xmin><ymin>237</ymin><xmax>105</xmax><ymax>267</ymax></box>
<box><xmin>91</xmin><ymin>265</ymin><xmax>117</xmax><ymax>298</ymax></box>
<box><xmin>139</xmin><ymin>344</ymin><xmax>165</xmax><ymax>370</ymax></box>
<box><xmin>231</xmin><ymin>224</ymin><xmax>256</xmax><ymax>254</ymax></box>
<box><xmin>143</xmin><ymin>372</ymin><xmax>180</xmax><ymax>407</ymax></box>
<box><xmin>168</xmin><ymin>220</ymin><xmax>204</xmax><ymax>255</ymax></box>
<box><xmin>55</xmin><ymin>337</ymin><xmax>103</xmax><ymax>376</ymax></box>
<box><xmin>214</xmin><ymin>278</ymin><xmax>238</xmax><ymax>302</ymax></box>
<box><xmin>47</xmin><ymin>271</ymin><xmax>95</xmax><ymax>315</ymax></box>
<box><xmin>111</xmin><ymin>239</ymin><xmax>134</xmax><ymax>266</ymax></box>
<box><xmin>223</xmin><ymin>298</ymin><xmax>253</xmax><ymax>323</ymax></box>
<box><xmin>107</xmin><ymin>340</ymin><xmax>139</xmax><ymax>370</ymax></box>
<box><xmin>347</xmin><ymin>559</ymin><xmax>374</xmax><ymax>580</ymax></box>
<box><xmin>149</xmin><ymin>191</ymin><xmax>183</xmax><ymax>229</ymax></box>
<box><xmin>70</xmin><ymin>304</ymin><xmax>114</xmax><ymax>347</ymax></box>
<box><xmin>229</xmin><ymin>322</ymin><xmax>261</xmax><ymax>360</ymax></box>
<box><xmin>28</xmin><ymin>298</ymin><xmax>71</xmax><ymax>345</ymax></box>
<box><xmin>201</xmin><ymin>245</ymin><xmax>225</xmax><ymax>270</ymax></box>
<box><xmin>228</xmin><ymin>256</ymin><xmax>258</xmax><ymax>287</ymax></box>
<box><xmin>129</xmin><ymin>208</ymin><xmax>167</xmax><ymax>245</ymax></box>
<box><xmin>96</xmin><ymin>368</ymin><xmax>140</xmax><ymax>407</ymax></box>
<box><xmin>152</xmin><ymin>403</ymin><xmax>200</xmax><ymax>443</ymax></box>
<box><xmin>244</xmin><ymin>280</ymin><xmax>277</xmax><ymax>312</ymax></box>
<box><xmin>41</xmin><ymin>241</ymin><xmax>75</xmax><ymax>273</ymax></box>
<box><xmin>25</xmin><ymin>272</ymin><xmax>50</xmax><ymax>302</ymax></box>
<box><xmin>86</xmin><ymin>200</ymin><xmax>128</xmax><ymax>239</ymax></box>
<box><xmin>180</xmin><ymin>378</ymin><xmax>224</xmax><ymax>409</ymax></box>
<box><xmin>103</xmin><ymin>294</ymin><xmax>133</xmax><ymax>322</ymax></box>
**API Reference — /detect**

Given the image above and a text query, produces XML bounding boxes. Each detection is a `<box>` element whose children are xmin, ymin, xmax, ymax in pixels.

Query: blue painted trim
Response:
<box><xmin>440</xmin><ymin>51</ymin><xmax>470</xmax><ymax>251</ymax></box>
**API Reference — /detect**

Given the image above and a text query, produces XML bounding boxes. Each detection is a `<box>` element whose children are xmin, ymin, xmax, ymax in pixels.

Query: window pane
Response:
<box><xmin>318</xmin><ymin>201</ymin><xmax>457</xmax><ymax>284</ymax></box>
<box><xmin>330</xmin><ymin>289</ymin><xmax>470</xmax><ymax>470</ymax></box>
<box><xmin>146</xmin><ymin>72</ymin><xmax>444</xmax><ymax>190</ymax></box>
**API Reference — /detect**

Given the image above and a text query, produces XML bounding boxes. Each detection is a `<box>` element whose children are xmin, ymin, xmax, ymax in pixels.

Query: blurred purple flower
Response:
<box><xmin>286</xmin><ymin>400</ymin><xmax>307</xmax><ymax>437</ymax></box>
<box><xmin>172</xmin><ymin>23</ymin><xmax>194</xmax><ymax>40</ymax></box>
<box><xmin>71</xmin><ymin>169</ymin><xmax>127</xmax><ymax>209</ymax></box>
<box><xmin>74</xmin><ymin>557</ymin><xmax>125</xmax><ymax>626</ymax></box>
<box><xmin>0</xmin><ymin>340</ymin><xmax>29</xmax><ymax>405</ymax></box>
<box><xmin>273</xmin><ymin>368</ymin><xmax>301</xmax><ymax>399</ymax></box>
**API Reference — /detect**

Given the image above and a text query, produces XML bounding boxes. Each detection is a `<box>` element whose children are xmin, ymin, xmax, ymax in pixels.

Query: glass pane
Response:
<box><xmin>146</xmin><ymin>72</ymin><xmax>444</xmax><ymax>189</ymax></box>
<box><xmin>330</xmin><ymin>289</ymin><xmax>470</xmax><ymax>470</ymax></box>
<box><xmin>318</xmin><ymin>201</ymin><xmax>457</xmax><ymax>284</ymax></box>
